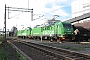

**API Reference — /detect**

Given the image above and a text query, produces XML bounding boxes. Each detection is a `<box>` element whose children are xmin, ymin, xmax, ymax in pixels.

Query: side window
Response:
<box><xmin>41</xmin><ymin>27</ymin><xmax>44</xmax><ymax>32</ymax></box>
<box><xmin>57</xmin><ymin>25</ymin><xmax>59</xmax><ymax>28</ymax></box>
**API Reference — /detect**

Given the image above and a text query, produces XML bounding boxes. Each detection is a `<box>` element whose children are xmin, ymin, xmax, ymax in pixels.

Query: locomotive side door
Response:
<box><xmin>55</xmin><ymin>25</ymin><xmax>59</xmax><ymax>37</ymax></box>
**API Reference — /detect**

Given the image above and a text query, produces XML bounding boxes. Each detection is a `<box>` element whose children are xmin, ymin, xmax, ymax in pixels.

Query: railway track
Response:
<box><xmin>8</xmin><ymin>39</ymin><xmax>90</xmax><ymax>60</ymax></box>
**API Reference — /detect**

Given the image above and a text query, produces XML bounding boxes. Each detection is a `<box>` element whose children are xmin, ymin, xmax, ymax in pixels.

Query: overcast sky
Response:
<box><xmin>0</xmin><ymin>0</ymin><xmax>76</xmax><ymax>30</ymax></box>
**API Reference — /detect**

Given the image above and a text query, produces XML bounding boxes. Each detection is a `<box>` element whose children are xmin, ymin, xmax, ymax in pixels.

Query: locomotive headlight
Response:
<box><xmin>65</xmin><ymin>33</ymin><xmax>66</xmax><ymax>34</ymax></box>
<box><xmin>61</xmin><ymin>35</ymin><xmax>63</xmax><ymax>37</ymax></box>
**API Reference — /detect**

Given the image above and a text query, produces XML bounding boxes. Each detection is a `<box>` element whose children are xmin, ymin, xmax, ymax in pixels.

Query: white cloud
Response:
<box><xmin>31</xmin><ymin>0</ymin><xmax>70</xmax><ymax>19</ymax></box>
<box><xmin>49</xmin><ymin>4</ymin><xmax>68</xmax><ymax>16</ymax></box>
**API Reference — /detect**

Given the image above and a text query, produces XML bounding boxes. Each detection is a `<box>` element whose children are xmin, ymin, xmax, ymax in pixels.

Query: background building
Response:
<box><xmin>71</xmin><ymin>0</ymin><xmax>90</xmax><ymax>35</ymax></box>
<box><xmin>71</xmin><ymin>0</ymin><xmax>90</xmax><ymax>18</ymax></box>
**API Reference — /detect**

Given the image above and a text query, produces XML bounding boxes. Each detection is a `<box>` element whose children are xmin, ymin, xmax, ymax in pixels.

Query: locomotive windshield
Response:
<box><xmin>63</xmin><ymin>23</ymin><xmax>72</xmax><ymax>28</ymax></box>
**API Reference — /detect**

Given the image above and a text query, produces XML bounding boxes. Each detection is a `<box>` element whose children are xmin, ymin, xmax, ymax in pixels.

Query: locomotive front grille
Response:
<box><xmin>65</xmin><ymin>34</ymin><xmax>73</xmax><ymax>38</ymax></box>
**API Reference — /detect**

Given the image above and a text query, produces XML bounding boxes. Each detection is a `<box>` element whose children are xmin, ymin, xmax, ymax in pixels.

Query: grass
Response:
<box><xmin>16</xmin><ymin>52</ymin><xmax>27</xmax><ymax>60</ymax></box>
<box><xmin>0</xmin><ymin>37</ymin><xmax>27</xmax><ymax>60</ymax></box>
<box><xmin>0</xmin><ymin>49</ymin><xmax>9</xmax><ymax>60</ymax></box>
<box><xmin>64</xmin><ymin>46</ymin><xmax>84</xmax><ymax>51</ymax></box>
<box><xmin>0</xmin><ymin>41</ymin><xmax>9</xmax><ymax>60</ymax></box>
<box><xmin>64</xmin><ymin>46</ymin><xmax>71</xmax><ymax>49</ymax></box>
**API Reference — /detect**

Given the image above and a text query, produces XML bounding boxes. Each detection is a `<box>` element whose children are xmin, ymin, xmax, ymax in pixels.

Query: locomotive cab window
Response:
<box><xmin>63</xmin><ymin>24</ymin><xmax>72</xmax><ymax>28</ymax></box>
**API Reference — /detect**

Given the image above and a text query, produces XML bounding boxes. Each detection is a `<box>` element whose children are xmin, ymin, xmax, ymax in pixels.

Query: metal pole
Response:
<box><xmin>31</xmin><ymin>9</ymin><xmax>33</xmax><ymax>21</ymax></box>
<box><xmin>3</xmin><ymin>4</ymin><xmax>7</xmax><ymax>43</ymax></box>
<box><xmin>5</xmin><ymin>4</ymin><xmax>6</xmax><ymax>41</ymax></box>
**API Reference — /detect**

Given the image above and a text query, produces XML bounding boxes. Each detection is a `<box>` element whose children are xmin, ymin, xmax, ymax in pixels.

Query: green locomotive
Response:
<box><xmin>17</xmin><ymin>22</ymin><xmax>74</xmax><ymax>42</ymax></box>
<box><xmin>17</xmin><ymin>27</ymin><xmax>32</xmax><ymax>39</ymax></box>
<box><xmin>31</xmin><ymin>22</ymin><xmax>74</xmax><ymax>41</ymax></box>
